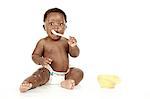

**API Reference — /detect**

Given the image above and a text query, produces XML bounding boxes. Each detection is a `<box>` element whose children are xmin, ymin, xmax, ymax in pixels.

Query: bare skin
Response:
<box><xmin>61</xmin><ymin>79</ymin><xmax>75</xmax><ymax>89</ymax></box>
<box><xmin>20</xmin><ymin>81</ymin><xmax>32</xmax><ymax>92</ymax></box>
<box><xmin>20</xmin><ymin>11</ymin><xmax>83</xmax><ymax>92</ymax></box>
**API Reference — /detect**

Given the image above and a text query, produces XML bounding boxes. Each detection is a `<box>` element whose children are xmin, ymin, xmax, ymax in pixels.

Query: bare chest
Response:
<box><xmin>44</xmin><ymin>41</ymin><xmax>68</xmax><ymax>55</ymax></box>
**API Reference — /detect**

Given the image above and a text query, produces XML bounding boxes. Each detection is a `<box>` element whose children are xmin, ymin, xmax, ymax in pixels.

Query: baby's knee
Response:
<box><xmin>71</xmin><ymin>68</ymin><xmax>84</xmax><ymax>79</ymax></box>
<box><xmin>76</xmin><ymin>69</ymin><xmax>84</xmax><ymax>78</ymax></box>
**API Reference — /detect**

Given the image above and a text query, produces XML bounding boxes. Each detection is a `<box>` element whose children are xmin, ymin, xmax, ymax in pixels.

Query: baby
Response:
<box><xmin>19</xmin><ymin>8</ymin><xmax>84</xmax><ymax>92</ymax></box>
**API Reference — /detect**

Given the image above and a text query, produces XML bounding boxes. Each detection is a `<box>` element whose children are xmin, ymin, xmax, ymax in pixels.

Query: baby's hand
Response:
<box><xmin>40</xmin><ymin>57</ymin><xmax>52</xmax><ymax>66</ymax></box>
<box><xmin>68</xmin><ymin>36</ymin><xmax>77</xmax><ymax>47</ymax></box>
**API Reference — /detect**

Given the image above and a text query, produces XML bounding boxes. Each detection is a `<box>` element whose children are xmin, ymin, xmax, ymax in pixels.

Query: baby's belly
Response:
<box><xmin>51</xmin><ymin>65</ymin><xmax>69</xmax><ymax>72</ymax></box>
<box><xmin>44</xmin><ymin>50</ymin><xmax>69</xmax><ymax>72</ymax></box>
<box><xmin>50</xmin><ymin>55</ymin><xmax>69</xmax><ymax>72</ymax></box>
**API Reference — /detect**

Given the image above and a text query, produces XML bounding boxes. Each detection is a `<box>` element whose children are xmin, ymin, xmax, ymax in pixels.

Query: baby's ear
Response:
<box><xmin>65</xmin><ymin>25</ymin><xmax>67</xmax><ymax>29</ymax></box>
<box><xmin>43</xmin><ymin>25</ymin><xmax>45</xmax><ymax>30</ymax></box>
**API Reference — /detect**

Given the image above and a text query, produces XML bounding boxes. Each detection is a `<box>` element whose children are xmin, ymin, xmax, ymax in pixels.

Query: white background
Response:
<box><xmin>0</xmin><ymin>0</ymin><xmax>150</xmax><ymax>99</ymax></box>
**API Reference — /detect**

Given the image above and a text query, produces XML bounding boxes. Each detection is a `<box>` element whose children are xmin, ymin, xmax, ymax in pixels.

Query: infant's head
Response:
<box><xmin>43</xmin><ymin>8</ymin><xmax>67</xmax><ymax>23</ymax></box>
<box><xmin>43</xmin><ymin>8</ymin><xmax>67</xmax><ymax>40</ymax></box>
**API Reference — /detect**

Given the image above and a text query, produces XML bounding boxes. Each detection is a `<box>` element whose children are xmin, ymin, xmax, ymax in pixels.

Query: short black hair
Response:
<box><xmin>43</xmin><ymin>8</ymin><xmax>67</xmax><ymax>22</ymax></box>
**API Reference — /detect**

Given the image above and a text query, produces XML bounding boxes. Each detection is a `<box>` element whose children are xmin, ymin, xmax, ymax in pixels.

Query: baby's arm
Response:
<box><xmin>32</xmin><ymin>39</ymin><xmax>44</xmax><ymax>65</ymax></box>
<box><xmin>32</xmin><ymin>39</ymin><xmax>52</xmax><ymax>65</ymax></box>
<box><xmin>68</xmin><ymin>36</ymin><xmax>80</xmax><ymax>57</ymax></box>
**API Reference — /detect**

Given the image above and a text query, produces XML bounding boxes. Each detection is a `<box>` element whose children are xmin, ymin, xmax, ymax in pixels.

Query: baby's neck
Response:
<box><xmin>46</xmin><ymin>36</ymin><xmax>62</xmax><ymax>42</ymax></box>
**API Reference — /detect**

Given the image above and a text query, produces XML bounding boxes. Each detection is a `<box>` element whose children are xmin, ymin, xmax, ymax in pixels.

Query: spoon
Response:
<box><xmin>51</xmin><ymin>30</ymin><xmax>69</xmax><ymax>39</ymax></box>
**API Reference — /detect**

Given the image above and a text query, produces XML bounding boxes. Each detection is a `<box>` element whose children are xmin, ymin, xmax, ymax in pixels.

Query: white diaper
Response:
<box><xmin>49</xmin><ymin>72</ymin><xmax>65</xmax><ymax>85</ymax></box>
<box><xmin>44</xmin><ymin>65</ymin><xmax>70</xmax><ymax>85</ymax></box>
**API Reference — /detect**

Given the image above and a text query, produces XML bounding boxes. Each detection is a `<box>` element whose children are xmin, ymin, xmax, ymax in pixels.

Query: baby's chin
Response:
<box><xmin>52</xmin><ymin>38</ymin><xmax>61</xmax><ymax>41</ymax></box>
<box><xmin>50</xmin><ymin>35</ymin><xmax>61</xmax><ymax>41</ymax></box>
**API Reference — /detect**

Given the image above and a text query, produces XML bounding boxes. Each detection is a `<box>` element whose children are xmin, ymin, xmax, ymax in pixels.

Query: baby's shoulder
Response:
<box><xmin>61</xmin><ymin>38</ymin><xmax>68</xmax><ymax>43</ymax></box>
<box><xmin>60</xmin><ymin>38</ymin><xmax>68</xmax><ymax>45</ymax></box>
<box><xmin>37</xmin><ymin>37</ymin><xmax>46</xmax><ymax>45</ymax></box>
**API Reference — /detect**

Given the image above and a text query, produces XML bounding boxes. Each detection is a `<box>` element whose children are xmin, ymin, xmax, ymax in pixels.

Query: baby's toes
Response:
<box><xmin>20</xmin><ymin>82</ymin><xmax>32</xmax><ymax>92</ymax></box>
<box><xmin>70</xmin><ymin>80</ymin><xmax>75</xmax><ymax>89</ymax></box>
<box><xmin>61</xmin><ymin>79</ymin><xmax>75</xmax><ymax>90</ymax></box>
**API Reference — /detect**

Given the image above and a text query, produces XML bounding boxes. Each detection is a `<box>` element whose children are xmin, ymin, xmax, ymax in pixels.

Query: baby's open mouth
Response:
<box><xmin>51</xmin><ymin>30</ymin><xmax>69</xmax><ymax>39</ymax></box>
<box><xmin>51</xmin><ymin>30</ymin><xmax>60</xmax><ymax>36</ymax></box>
<box><xmin>51</xmin><ymin>30</ymin><xmax>59</xmax><ymax>35</ymax></box>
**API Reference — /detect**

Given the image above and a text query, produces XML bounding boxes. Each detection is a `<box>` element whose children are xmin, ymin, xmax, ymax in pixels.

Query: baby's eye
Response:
<box><xmin>60</xmin><ymin>23</ymin><xmax>64</xmax><ymax>26</ymax></box>
<box><xmin>49</xmin><ymin>22</ymin><xmax>54</xmax><ymax>25</ymax></box>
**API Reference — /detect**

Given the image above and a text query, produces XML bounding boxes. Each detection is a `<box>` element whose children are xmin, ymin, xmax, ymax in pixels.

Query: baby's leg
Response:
<box><xmin>20</xmin><ymin>67</ymin><xmax>50</xmax><ymax>92</ymax></box>
<box><xmin>61</xmin><ymin>67</ymin><xmax>84</xmax><ymax>89</ymax></box>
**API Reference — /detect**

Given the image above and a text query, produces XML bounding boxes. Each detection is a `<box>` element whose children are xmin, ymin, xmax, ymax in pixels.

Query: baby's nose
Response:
<box><xmin>53</xmin><ymin>28</ymin><xmax>59</xmax><ymax>32</ymax></box>
<box><xmin>53</xmin><ymin>25</ymin><xmax>59</xmax><ymax>29</ymax></box>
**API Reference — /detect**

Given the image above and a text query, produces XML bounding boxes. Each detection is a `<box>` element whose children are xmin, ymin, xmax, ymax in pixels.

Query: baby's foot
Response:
<box><xmin>60</xmin><ymin>79</ymin><xmax>75</xmax><ymax>89</ymax></box>
<box><xmin>19</xmin><ymin>81</ymin><xmax>32</xmax><ymax>92</ymax></box>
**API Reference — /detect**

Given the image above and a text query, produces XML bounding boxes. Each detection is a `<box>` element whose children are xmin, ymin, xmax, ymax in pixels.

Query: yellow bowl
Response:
<box><xmin>97</xmin><ymin>75</ymin><xmax>121</xmax><ymax>88</ymax></box>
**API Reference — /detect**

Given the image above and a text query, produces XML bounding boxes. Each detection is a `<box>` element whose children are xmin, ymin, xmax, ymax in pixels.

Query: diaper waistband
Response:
<box><xmin>43</xmin><ymin>65</ymin><xmax>70</xmax><ymax>76</ymax></box>
<box><xmin>50</xmin><ymin>68</ymin><xmax>70</xmax><ymax>76</ymax></box>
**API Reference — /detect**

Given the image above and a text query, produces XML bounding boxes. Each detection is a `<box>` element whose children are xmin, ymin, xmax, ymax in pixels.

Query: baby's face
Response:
<box><xmin>44</xmin><ymin>12</ymin><xmax>66</xmax><ymax>40</ymax></box>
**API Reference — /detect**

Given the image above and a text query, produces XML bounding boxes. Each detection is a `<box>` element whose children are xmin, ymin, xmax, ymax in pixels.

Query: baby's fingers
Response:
<box><xmin>45</xmin><ymin>58</ymin><xmax>52</xmax><ymax>64</ymax></box>
<box><xmin>69</xmin><ymin>36</ymin><xmax>77</xmax><ymax>42</ymax></box>
<box><xmin>48</xmin><ymin>58</ymin><xmax>53</xmax><ymax>62</ymax></box>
